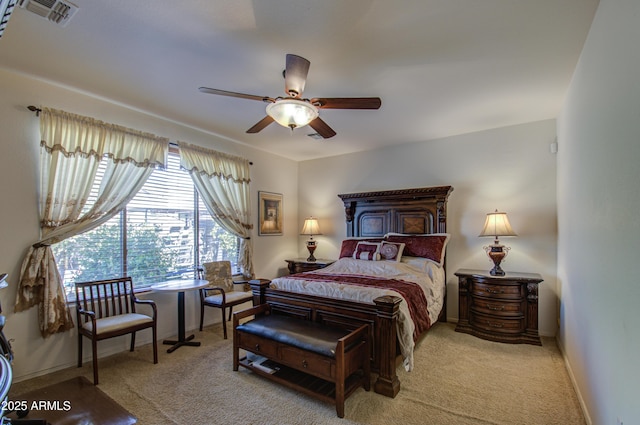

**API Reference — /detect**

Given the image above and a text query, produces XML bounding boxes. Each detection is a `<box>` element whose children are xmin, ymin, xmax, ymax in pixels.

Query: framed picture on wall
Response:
<box><xmin>258</xmin><ymin>191</ymin><xmax>283</xmax><ymax>235</ymax></box>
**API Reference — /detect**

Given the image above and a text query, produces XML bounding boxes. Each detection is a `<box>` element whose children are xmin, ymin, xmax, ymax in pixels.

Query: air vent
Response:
<box><xmin>307</xmin><ymin>133</ymin><xmax>325</xmax><ymax>140</ymax></box>
<box><xmin>19</xmin><ymin>0</ymin><xmax>78</xmax><ymax>27</ymax></box>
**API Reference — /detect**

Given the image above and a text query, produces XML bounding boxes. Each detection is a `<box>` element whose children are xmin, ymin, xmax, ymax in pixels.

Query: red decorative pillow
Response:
<box><xmin>339</xmin><ymin>238</ymin><xmax>383</xmax><ymax>258</ymax></box>
<box><xmin>352</xmin><ymin>241</ymin><xmax>381</xmax><ymax>261</ymax></box>
<box><xmin>385</xmin><ymin>233</ymin><xmax>450</xmax><ymax>265</ymax></box>
<box><xmin>379</xmin><ymin>241</ymin><xmax>405</xmax><ymax>262</ymax></box>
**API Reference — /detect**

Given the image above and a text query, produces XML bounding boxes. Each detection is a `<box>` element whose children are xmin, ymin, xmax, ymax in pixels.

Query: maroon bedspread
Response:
<box><xmin>287</xmin><ymin>272</ymin><xmax>431</xmax><ymax>340</ymax></box>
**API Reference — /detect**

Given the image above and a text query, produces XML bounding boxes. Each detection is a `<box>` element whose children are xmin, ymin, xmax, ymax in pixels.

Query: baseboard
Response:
<box><xmin>556</xmin><ymin>334</ymin><xmax>593</xmax><ymax>425</ymax></box>
<box><xmin>12</xmin><ymin>361</ymin><xmax>77</xmax><ymax>383</ymax></box>
<box><xmin>13</xmin><ymin>333</ymin><xmax>163</xmax><ymax>384</ymax></box>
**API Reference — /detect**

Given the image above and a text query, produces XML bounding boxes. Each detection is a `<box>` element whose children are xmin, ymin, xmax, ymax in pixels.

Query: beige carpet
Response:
<box><xmin>9</xmin><ymin>323</ymin><xmax>585</xmax><ymax>425</ymax></box>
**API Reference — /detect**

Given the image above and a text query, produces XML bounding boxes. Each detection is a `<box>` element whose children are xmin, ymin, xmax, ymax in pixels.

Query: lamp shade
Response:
<box><xmin>266</xmin><ymin>98</ymin><xmax>318</xmax><ymax>129</ymax></box>
<box><xmin>300</xmin><ymin>217</ymin><xmax>321</xmax><ymax>236</ymax></box>
<box><xmin>479</xmin><ymin>210</ymin><xmax>517</xmax><ymax>238</ymax></box>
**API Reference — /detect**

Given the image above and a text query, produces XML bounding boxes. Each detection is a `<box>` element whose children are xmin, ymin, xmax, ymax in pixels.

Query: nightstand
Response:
<box><xmin>285</xmin><ymin>258</ymin><xmax>335</xmax><ymax>274</ymax></box>
<box><xmin>455</xmin><ymin>268</ymin><xmax>543</xmax><ymax>345</ymax></box>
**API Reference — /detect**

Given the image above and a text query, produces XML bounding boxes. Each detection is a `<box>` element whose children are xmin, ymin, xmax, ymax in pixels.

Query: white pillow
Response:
<box><xmin>353</xmin><ymin>241</ymin><xmax>381</xmax><ymax>261</ymax></box>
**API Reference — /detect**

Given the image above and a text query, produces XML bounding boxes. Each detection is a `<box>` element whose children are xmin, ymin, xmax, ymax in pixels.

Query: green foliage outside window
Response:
<box><xmin>53</xmin><ymin>222</ymin><xmax>177</xmax><ymax>295</ymax></box>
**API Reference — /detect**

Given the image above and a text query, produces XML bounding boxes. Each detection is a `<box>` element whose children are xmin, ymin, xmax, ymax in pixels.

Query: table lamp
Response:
<box><xmin>479</xmin><ymin>210</ymin><xmax>517</xmax><ymax>276</ymax></box>
<box><xmin>300</xmin><ymin>217</ymin><xmax>321</xmax><ymax>262</ymax></box>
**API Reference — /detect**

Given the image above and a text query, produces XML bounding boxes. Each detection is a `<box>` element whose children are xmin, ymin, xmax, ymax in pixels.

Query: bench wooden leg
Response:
<box><xmin>336</xmin><ymin>348</ymin><xmax>345</xmax><ymax>418</ymax></box>
<box><xmin>336</xmin><ymin>382</ymin><xmax>345</xmax><ymax>418</ymax></box>
<box><xmin>363</xmin><ymin>332</ymin><xmax>371</xmax><ymax>392</ymax></box>
<box><xmin>232</xmin><ymin>332</ymin><xmax>239</xmax><ymax>371</ymax></box>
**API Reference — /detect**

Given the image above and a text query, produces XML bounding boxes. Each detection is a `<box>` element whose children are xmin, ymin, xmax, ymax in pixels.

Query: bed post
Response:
<box><xmin>436</xmin><ymin>200</ymin><xmax>447</xmax><ymax>233</ymax></box>
<box><xmin>249</xmin><ymin>279</ymin><xmax>271</xmax><ymax>306</ymax></box>
<box><xmin>343</xmin><ymin>201</ymin><xmax>357</xmax><ymax>237</ymax></box>
<box><xmin>372</xmin><ymin>295</ymin><xmax>402</xmax><ymax>398</ymax></box>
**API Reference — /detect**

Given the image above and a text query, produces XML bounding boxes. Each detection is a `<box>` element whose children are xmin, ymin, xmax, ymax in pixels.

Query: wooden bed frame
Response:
<box><xmin>249</xmin><ymin>186</ymin><xmax>453</xmax><ymax>398</ymax></box>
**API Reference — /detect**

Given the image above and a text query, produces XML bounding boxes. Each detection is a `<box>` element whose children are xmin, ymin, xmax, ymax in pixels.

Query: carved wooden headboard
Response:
<box><xmin>337</xmin><ymin>186</ymin><xmax>453</xmax><ymax>237</ymax></box>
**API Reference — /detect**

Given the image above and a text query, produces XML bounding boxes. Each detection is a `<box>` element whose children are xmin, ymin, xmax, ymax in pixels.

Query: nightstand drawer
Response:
<box><xmin>470</xmin><ymin>311</ymin><xmax>524</xmax><ymax>334</ymax></box>
<box><xmin>472</xmin><ymin>281</ymin><xmax>523</xmax><ymax>300</ymax></box>
<box><xmin>471</xmin><ymin>298</ymin><xmax>522</xmax><ymax>316</ymax></box>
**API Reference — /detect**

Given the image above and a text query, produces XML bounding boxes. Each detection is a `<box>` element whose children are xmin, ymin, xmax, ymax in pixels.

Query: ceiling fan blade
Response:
<box><xmin>199</xmin><ymin>87</ymin><xmax>274</xmax><ymax>103</ymax></box>
<box><xmin>284</xmin><ymin>54</ymin><xmax>310</xmax><ymax>98</ymax></box>
<box><xmin>308</xmin><ymin>117</ymin><xmax>337</xmax><ymax>139</ymax></box>
<box><xmin>311</xmin><ymin>97</ymin><xmax>382</xmax><ymax>110</ymax></box>
<box><xmin>246</xmin><ymin>116</ymin><xmax>275</xmax><ymax>133</ymax></box>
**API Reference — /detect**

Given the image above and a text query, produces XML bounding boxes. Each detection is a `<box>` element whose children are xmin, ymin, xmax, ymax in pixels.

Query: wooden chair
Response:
<box><xmin>75</xmin><ymin>277</ymin><xmax>158</xmax><ymax>385</ymax></box>
<box><xmin>198</xmin><ymin>261</ymin><xmax>252</xmax><ymax>339</ymax></box>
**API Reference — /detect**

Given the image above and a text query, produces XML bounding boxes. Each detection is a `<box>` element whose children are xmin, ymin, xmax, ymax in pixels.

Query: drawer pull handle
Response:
<box><xmin>485</xmin><ymin>288</ymin><xmax>504</xmax><ymax>294</ymax></box>
<box><xmin>486</xmin><ymin>304</ymin><xmax>505</xmax><ymax>311</ymax></box>
<box><xmin>302</xmin><ymin>360</ymin><xmax>308</xmax><ymax>368</ymax></box>
<box><xmin>254</xmin><ymin>343</ymin><xmax>260</xmax><ymax>351</ymax></box>
<box><xmin>486</xmin><ymin>321</ymin><xmax>503</xmax><ymax>328</ymax></box>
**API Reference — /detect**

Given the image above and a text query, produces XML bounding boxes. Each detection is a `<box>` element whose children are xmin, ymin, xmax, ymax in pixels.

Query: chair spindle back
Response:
<box><xmin>75</xmin><ymin>277</ymin><xmax>136</xmax><ymax>324</ymax></box>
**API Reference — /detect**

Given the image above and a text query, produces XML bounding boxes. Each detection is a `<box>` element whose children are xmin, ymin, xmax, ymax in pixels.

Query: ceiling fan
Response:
<box><xmin>199</xmin><ymin>54</ymin><xmax>382</xmax><ymax>139</ymax></box>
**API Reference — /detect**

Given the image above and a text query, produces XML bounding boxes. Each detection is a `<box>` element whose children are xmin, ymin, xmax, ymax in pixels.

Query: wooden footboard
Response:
<box><xmin>249</xmin><ymin>279</ymin><xmax>402</xmax><ymax>398</ymax></box>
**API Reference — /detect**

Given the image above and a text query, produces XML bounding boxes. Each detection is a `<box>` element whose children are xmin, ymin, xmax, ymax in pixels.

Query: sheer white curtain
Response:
<box><xmin>178</xmin><ymin>142</ymin><xmax>254</xmax><ymax>278</ymax></box>
<box><xmin>15</xmin><ymin>108</ymin><xmax>168</xmax><ymax>337</ymax></box>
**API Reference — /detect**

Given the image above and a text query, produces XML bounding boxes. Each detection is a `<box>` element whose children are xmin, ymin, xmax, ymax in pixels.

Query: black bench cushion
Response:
<box><xmin>236</xmin><ymin>314</ymin><xmax>352</xmax><ymax>358</ymax></box>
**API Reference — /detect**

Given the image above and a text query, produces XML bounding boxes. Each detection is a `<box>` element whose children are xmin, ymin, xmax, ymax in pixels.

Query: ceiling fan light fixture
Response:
<box><xmin>266</xmin><ymin>98</ymin><xmax>318</xmax><ymax>130</ymax></box>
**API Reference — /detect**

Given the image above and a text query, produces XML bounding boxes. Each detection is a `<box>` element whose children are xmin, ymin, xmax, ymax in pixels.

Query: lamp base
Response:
<box><xmin>484</xmin><ymin>244</ymin><xmax>509</xmax><ymax>276</ymax></box>
<box><xmin>306</xmin><ymin>241</ymin><xmax>317</xmax><ymax>262</ymax></box>
<box><xmin>489</xmin><ymin>264</ymin><xmax>506</xmax><ymax>276</ymax></box>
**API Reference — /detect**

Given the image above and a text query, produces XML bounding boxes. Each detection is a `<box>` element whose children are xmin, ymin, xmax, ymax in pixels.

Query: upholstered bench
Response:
<box><xmin>233</xmin><ymin>304</ymin><xmax>370</xmax><ymax>418</ymax></box>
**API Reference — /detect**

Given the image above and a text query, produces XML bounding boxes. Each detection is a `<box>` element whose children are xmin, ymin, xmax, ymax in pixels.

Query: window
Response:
<box><xmin>53</xmin><ymin>151</ymin><xmax>239</xmax><ymax>299</ymax></box>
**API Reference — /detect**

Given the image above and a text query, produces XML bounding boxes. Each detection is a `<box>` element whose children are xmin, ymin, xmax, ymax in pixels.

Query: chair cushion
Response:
<box><xmin>237</xmin><ymin>315</ymin><xmax>352</xmax><ymax>358</ymax></box>
<box><xmin>81</xmin><ymin>313</ymin><xmax>154</xmax><ymax>335</ymax></box>
<box><xmin>204</xmin><ymin>290</ymin><xmax>253</xmax><ymax>306</ymax></box>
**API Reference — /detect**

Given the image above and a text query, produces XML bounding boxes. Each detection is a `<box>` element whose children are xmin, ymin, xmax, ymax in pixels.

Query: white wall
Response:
<box><xmin>557</xmin><ymin>0</ymin><xmax>640</xmax><ymax>424</ymax></box>
<box><xmin>298</xmin><ymin>120</ymin><xmax>559</xmax><ymax>336</ymax></box>
<box><xmin>0</xmin><ymin>69</ymin><xmax>299</xmax><ymax>381</ymax></box>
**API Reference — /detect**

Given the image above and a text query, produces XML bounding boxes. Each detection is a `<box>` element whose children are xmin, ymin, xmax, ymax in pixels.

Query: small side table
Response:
<box><xmin>151</xmin><ymin>279</ymin><xmax>209</xmax><ymax>353</ymax></box>
<box><xmin>455</xmin><ymin>268</ymin><xmax>543</xmax><ymax>345</ymax></box>
<box><xmin>285</xmin><ymin>258</ymin><xmax>335</xmax><ymax>274</ymax></box>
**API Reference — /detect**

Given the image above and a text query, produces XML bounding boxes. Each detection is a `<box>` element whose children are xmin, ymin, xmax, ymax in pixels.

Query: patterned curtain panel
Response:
<box><xmin>16</xmin><ymin>107</ymin><xmax>168</xmax><ymax>338</ymax></box>
<box><xmin>178</xmin><ymin>142</ymin><xmax>254</xmax><ymax>279</ymax></box>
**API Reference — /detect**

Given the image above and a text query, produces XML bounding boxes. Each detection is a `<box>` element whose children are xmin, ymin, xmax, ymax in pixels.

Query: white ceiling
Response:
<box><xmin>0</xmin><ymin>0</ymin><xmax>599</xmax><ymax>161</ymax></box>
